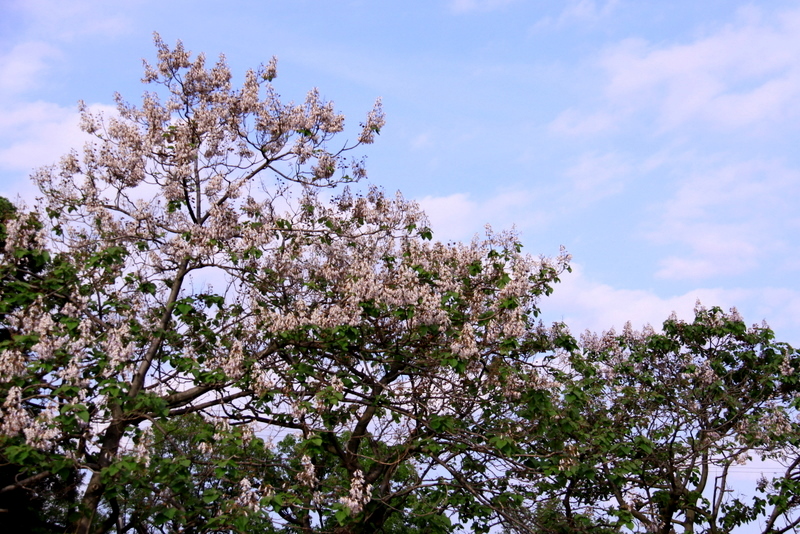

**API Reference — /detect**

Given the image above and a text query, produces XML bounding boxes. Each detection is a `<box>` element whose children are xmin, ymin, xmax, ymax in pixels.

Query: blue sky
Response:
<box><xmin>2</xmin><ymin>0</ymin><xmax>800</xmax><ymax>344</ymax></box>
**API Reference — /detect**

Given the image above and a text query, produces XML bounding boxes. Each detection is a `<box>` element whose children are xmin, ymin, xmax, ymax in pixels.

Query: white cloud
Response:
<box><xmin>448</xmin><ymin>0</ymin><xmax>517</xmax><ymax>14</ymax></box>
<box><xmin>549</xmin><ymin>109</ymin><xmax>617</xmax><ymax>136</ymax></box>
<box><xmin>418</xmin><ymin>189</ymin><xmax>545</xmax><ymax>242</ymax></box>
<box><xmin>0</xmin><ymin>42</ymin><xmax>62</xmax><ymax>95</ymax></box>
<box><xmin>596</xmin><ymin>6</ymin><xmax>800</xmax><ymax>131</ymax></box>
<box><xmin>0</xmin><ymin>101</ymin><xmax>117</xmax><ymax>204</ymax></box>
<box><xmin>416</xmin><ymin>151</ymin><xmax>631</xmax><ymax>244</ymax></box>
<box><xmin>410</xmin><ymin>132</ymin><xmax>434</xmax><ymax>150</ymax></box>
<box><xmin>560</xmin><ymin>0</ymin><xmax>619</xmax><ymax>21</ymax></box>
<box><xmin>0</xmin><ymin>1</ymin><xmax>133</xmax><ymax>204</ymax></box>
<box><xmin>0</xmin><ymin>102</ymin><xmax>81</xmax><ymax>173</ymax></box>
<box><xmin>418</xmin><ymin>193</ymin><xmax>478</xmax><ymax>240</ymax></box>
<box><xmin>9</xmin><ymin>0</ymin><xmax>133</xmax><ymax>39</ymax></box>
<box><xmin>540</xmin><ymin>263</ymin><xmax>800</xmax><ymax>344</ymax></box>
<box><xmin>563</xmin><ymin>151</ymin><xmax>630</xmax><ymax>201</ymax></box>
<box><xmin>533</xmin><ymin>0</ymin><xmax>620</xmax><ymax>30</ymax></box>
<box><xmin>647</xmin><ymin>159</ymin><xmax>800</xmax><ymax>280</ymax></box>
<box><xmin>541</xmin><ymin>263</ymin><xmax>717</xmax><ymax>332</ymax></box>
<box><xmin>656</xmin><ymin>251</ymin><xmax>754</xmax><ymax>281</ymax></box>
<box><xmin>550</xmin><ymin>6</ymin><xmax>800</xmax><ymax>135</ymax></box>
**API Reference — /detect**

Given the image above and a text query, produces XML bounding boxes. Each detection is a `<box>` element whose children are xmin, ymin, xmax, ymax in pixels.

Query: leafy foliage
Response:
<box><xmin>515</xmin><ymin>305</ymin><xmax>800</xmax><ymax>534</ymax></box>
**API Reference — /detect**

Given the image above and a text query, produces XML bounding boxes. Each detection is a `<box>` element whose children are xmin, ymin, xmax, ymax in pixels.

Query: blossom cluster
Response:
<box><xmin>339</xmin><ymin>469</ymin><xmax>372</xmax><ymax>515</ymax></box>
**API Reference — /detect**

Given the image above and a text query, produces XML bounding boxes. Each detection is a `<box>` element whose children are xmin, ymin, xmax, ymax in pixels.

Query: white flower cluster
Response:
<box><xmin>1</xmin><ymin>386</ymin><xmax>31</xmax><ymax>436</ymax></box>
<box><xmin>130</xmin><ymin>426</ymin><xmax>153</xmax><ymax>467</ymax></box>
<box><xmin>358</xmin><ymin>98</ymin><xmax>385</xmax><ymax>145</ymax></box>
<box><xmin>102</xmin><ymin>322</ymin><xmax>134</xmax><ymax>378</ymax></box>
<box><xmin>689</xmin><ymin>361</ymin><xmax>719</xmax><ymax>386</ymax></box>
<box><xmin>213</xmin><ymin>339</ymin><xmax>245</xmax><ymax>380</ymax></box>
<box><xmin>235</xmin><ymin>478</ymin><xmax>261</xmax><ymax>514</ymax></box>
<box><xmin>297</xmin><ymin>455</ymin><xmax>318</xmax><ymax>487</ymax></box>
<box><xmin>780</xmin><ymin>353</ymin><xmax>795</xmax><ymax>376</ymax></box>
<box><xmin>2</xmin><ymin>213</ymin><xmax>43</xmax><ymax>255</ymax></box>
<box><xmin>558</xmin><ymin>445</ymin><xmax>578</xmax><ymax>472</ymax></box>
<box><xmin>734</xmin><ymin>452</ymin><xmax>750</xmax><ymax>465</ymax></box>
<box><xmin>450</xmin><ymin>324</ymin><xmax>479</xmax><ymax>359</ymax></box>
<box><xmin>330</xmin><ymin>375</ymin><xmax>344</xmax><ymax>392</ymax></box>
<box><xmin>0</xmin><ymin>348</ymin><xmax>26</xmax><ymax>383</ymax></box>
<box><xmin>763</xmin><ymin>407</ymin><xmax>793</xmax><ymax>438</ymax></box>
<box><xmin>211</xmin><ymin>418</ymin><xmax>232</xmax><ymax>442</ymax></box>
<box><xmin>339</xmin><ymin>469</ymin><xmax>372</xmax><ymax>515</ymax></box>
<box><xmin>23</xmin><ymin>403</ymin><xmax>60</xmax><ymax>450</ymax></box>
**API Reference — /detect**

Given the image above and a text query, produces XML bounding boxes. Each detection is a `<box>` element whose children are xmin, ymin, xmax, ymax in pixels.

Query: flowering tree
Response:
<box><xmin>0</xmin><ymin>35</ymin><xmax>570</xmax><ymax>534</ymax></box>
<box><xmin>0</xmin><ymin>198</ymin><xmax>84</xmax><ymax>532</ymax></box>
<box><xmin>511</xmin><ymin>306</ymin><xmax>800</xmax><ymax>534</ymax></box>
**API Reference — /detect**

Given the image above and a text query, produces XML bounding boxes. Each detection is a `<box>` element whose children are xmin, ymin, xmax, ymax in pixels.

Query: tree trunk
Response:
<box><xmin>73</xmin><ymin>409</ymin><xmax>126</xmax><ymax>534</ymax></box>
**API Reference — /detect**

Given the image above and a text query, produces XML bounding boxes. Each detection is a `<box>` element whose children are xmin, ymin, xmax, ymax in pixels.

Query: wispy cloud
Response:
<box><xmin>549</xmin><ymin>109</ymin><xmax>617</xmax><ymax>136</ymax></box>
<box><xmin>647</xmin><ymin>159</ymin><xmax>800</xmax><ymax>280</ymax></box>
<box><xmin>447</xmin><ymin>0</ymin><xmax>517</xmax><ymax>14</ymax></box>
<box><xmin>551</xmin><ymin>6</ymin><xmax>800</xmax><ymax>134</ymax></box>
<box><xmin>418</xmin><ymin>189</ymin><xmax>545</xmax><ymax>242</ymax></box>
<box><xmin>8</xmin><ymin>0</ymin><xmax>134</xmax><ymax>39</ymax></box>
<box><xmin>563</xmin><ymin>151</ymin><xmax>630</xmax><ymax>202</ymax></box>
<box><xmin>0</xmin><ymin>0</ymin><xmax>138</xmax><ymax>201</ymax></box>
<box><xmin>560</xmin><ymin>0</ymin><xmax>619</xmax><ymax>21</ymax></box>
<box><xmin>532</xmin><ymin>0</ymin><xmax>620</xmax><ymax>31</ymax></box>
<box><xmin>416</xmin><ymin>151</ymin><xmax>632</xmax><ymax>243</ymax></box>
<box><xmin>541</xmin><ymin>263</ymin><xmax>800</xmax><ymax>343</ymax></box>
<box><xmin>0</xmin><ymin>102</ymin><xmax>117</xmax><ymax>204</ymax></box>
<box><xmin>0</xmin><ymin>42</ymin><xmax>61</xmax><ymax>95</ymax></box>
<box><xmin>622</xmin><ymin>8</ymin><xmax>800</xmax><ymax>130</ymax></box>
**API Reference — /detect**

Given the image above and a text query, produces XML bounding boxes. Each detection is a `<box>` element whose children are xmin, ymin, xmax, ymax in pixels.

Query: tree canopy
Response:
<box><xmin>1</xmin><ymin>35</ymin><xmax>799</xmax><ymax>534</ymax></box>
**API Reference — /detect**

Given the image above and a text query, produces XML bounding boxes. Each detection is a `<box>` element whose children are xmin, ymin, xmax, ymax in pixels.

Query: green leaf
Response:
<box><xmin>335</xmin><ymin>508</ymin><xmax>349</xmax><ymax>525</ymax></box>
<box><xmin>175</xmin><ymin>302</ymin><xmax>193</xmax><ymax>315</ymax></box>
<box><xmin>202</xmin><ymin>489</ymin><xmax>220</xmax><ymax>504</ymax></box>
<box><xmin>139</xmin><ymin>281</ymin><xmax>157</xmax><ymax>295</ymax></box>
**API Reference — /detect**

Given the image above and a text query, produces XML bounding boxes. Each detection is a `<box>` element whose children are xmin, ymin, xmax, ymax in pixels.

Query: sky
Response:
<box><xmin>1</xmin><ymin>0</ymin><xmax>800</xmax><ymax>345</ymax></box>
